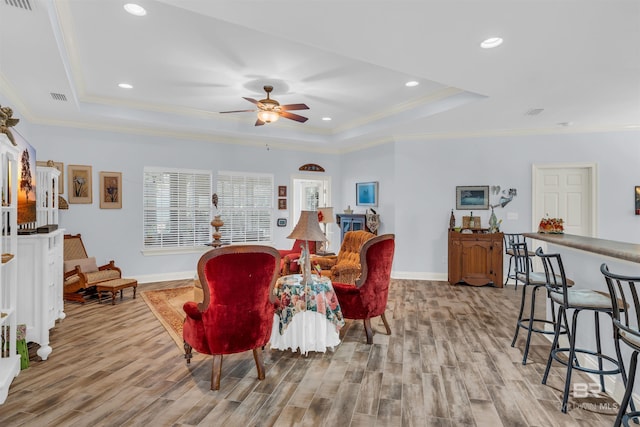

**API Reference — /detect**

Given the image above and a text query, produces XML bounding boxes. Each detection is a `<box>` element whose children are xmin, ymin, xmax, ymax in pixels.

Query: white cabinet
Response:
<box><xmin>0</xmin><ymin>134</ymin><xmax>20</xmax><ymax>404</ymax></box>
<box><xmin>36</xmin><ymin>166</ymin><xmax>60</xmax><ymax>227</ymax></box>
<box><xmin>17</xmin><ymin>230</ymin><xmax>65</xmax><ymax>361</ymax></box>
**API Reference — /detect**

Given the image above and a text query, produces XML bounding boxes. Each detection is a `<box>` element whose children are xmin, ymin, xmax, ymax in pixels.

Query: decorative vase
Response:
<box><xmin>211</xmin><ymin>215</ymin><xmax>224</xmax><ymax>247</ymax></box>
<box><xmin>489</xmin><ymin>208</ymin><xmax>498</xmax><ymax>233</ymax></box>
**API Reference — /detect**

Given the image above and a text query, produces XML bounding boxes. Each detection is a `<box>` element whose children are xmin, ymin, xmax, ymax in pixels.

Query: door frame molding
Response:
<box><xmin>531</xmin><ymin>162</ymin><xmax>598</xmax><ymax>237</ymax></box>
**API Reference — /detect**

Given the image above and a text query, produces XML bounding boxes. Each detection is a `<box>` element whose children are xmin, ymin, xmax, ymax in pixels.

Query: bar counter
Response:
<box><xmin>523</xmin><ymin>233</ymin><xmax>640</xmax><ymax>264</ymax></box>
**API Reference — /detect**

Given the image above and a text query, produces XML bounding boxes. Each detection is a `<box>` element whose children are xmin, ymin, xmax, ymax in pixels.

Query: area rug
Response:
<box><xmin>140</xmin><ymin>286</ymin><xmax>194</xmax><ymax>350</ymax></box>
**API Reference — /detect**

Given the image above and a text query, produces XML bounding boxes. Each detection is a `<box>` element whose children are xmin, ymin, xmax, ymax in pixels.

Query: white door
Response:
<box><xmin>532</xmin><ymin>164</ymin><xmax>596</xmax><ymax>237</ymax></box>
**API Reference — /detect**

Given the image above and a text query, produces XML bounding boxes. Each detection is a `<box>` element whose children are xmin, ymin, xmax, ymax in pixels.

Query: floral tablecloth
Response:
<box><xmin>270</xmin><ymin>274</ymin><xmax>345</xmax><ymax>354</ymax></box>
<box><xmin>274</xmin><ymin>274</ymin><xmax>345</xmax><ymax>334</ymax></box>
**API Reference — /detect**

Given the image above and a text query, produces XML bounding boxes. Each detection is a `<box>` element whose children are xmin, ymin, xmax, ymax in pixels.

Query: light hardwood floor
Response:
<box><xmin>0</xmin><ymin>279</ymin><xmax>620</xmax><ymax>426</ymax></box>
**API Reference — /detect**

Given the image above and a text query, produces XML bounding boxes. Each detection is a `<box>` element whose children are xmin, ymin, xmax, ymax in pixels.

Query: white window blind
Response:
<box><xmin>216</xmin><ymin>171</ymin><xmax>273</xmax><ymax>244</ymax></box>
<box><xmin>143</xmin><ymin>167</ymin><xmax>212</xmax><ymax>250</ymax></box>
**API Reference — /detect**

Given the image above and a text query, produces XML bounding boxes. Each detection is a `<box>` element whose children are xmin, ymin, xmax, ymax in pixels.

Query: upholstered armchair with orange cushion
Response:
<box><xmin>314</xmin><ymin>230</ymin><xmax>375</xmax><ymax>284</ymax></box>
<box><xmin>183</xmin><ymin>245</ymin><xmax>280</xmax><ymax>390</ymax></box>
<box><xmin>63</xmin><ymin>234</ymin><xmax>122</xmax><ymax>303</ymax></box>
<box><xmin>279</xmin><ymin>239</ymin><xmax>317</xmax><ymax>275</ymax></box>
<box><xmin>332</xmin><ymin>234</ymin><xmax>395</xmax><ymax>344</ymax></box>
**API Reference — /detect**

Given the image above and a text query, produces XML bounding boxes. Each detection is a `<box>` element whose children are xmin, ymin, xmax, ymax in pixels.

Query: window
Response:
<box><xmin>143</xmin><ymin>167</ymin><xmax>212</xmax><ymax>252</ymax></box>
<box><xmin>216</xmin><ymin>171</ymin><xmax>273</xmax><ymax>244</ymax></box>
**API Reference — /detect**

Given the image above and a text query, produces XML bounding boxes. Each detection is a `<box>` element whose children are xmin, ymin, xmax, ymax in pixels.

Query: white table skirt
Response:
<box><xmin>269</xmin><ymin>311</ymin><xmax>341</xmax><ymax>355</ymax></box>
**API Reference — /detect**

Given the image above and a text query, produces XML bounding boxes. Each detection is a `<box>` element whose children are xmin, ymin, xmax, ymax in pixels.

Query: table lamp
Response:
<box><xmin>317</xmin><ymin>207</ymin><xmax>334</xmax><ymax>255</ymax></box>
<box><xmin>287</xmin><ymin>210</ymin><xmax>327</xmax><ymax>285</ymax></box>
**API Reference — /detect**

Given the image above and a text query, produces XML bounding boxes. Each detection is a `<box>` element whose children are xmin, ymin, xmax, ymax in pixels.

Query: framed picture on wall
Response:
<box><xmin>456</xmin><ymin>185</ymin><xmax>489</xmax><ymax>210</ymax></box>
<box><xmin>278</xmin><ymin>198</ymin><xmax>287</xmax><ymax>210</ymax></box>
<box><xmin>68</xmin><ymin>164</ymin><xmax>92</xmax><ymax>204</ymax></box>
<box><xmin>356</xmin><ymin>181</ymin><xmax>378</xmax><ymax>207</ymax></box>
<box><xmin>635</xmin><ymin>186</ymin><xmax>640</xmax><ymax>215</ymax></box>
<box><xmin>99</xmin><ymin>171</ymin><xmax>122</xmax><ymax>209</ymax></box>
<box><xmin>278</xmin><ymin>186</ymin><xmax>287</xmax><ymax>197</ymax></box>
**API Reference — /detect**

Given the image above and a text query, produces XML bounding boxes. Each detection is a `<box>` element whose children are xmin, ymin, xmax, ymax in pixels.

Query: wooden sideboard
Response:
<box><xmin>448</xmin><ymin>230</ymin><xmax>503</xmax><ymax>287</ymax></box>
<box><xmin>335</xmin><ymin>213</ymin><xmax>377</xmax><ymax>243</ymax></box>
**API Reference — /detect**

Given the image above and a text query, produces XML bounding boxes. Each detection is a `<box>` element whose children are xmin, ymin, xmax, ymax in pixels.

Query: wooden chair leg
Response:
<box><xmin>380</xmin><ymin>312</ymin><xmax>391</xmax><ymax>335</ymax></box>
<box><xmin>211</xmin><ymin>354</ymin><xmax>223</xmax><ymax>390</ymax></box>
<box><xmin>253</xmin><ymin>348</ymin><xmax>266</xmax><ymax>381</ymax></box>
<box><xmin>184</xmin><ymin>342</ymin><xmax>193</xmax><ymax>364</ymax></box>
<box><xmin>363</xmin><ymin>318</ymin><xmax>373</xmax><ymax>344</ymax></box>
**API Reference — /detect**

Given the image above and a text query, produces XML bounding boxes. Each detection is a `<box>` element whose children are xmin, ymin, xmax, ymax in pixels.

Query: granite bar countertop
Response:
<box><xmin>523</xmin><ymin>233</ymin><xmax>640</xmax><ymax>264</ymax></box>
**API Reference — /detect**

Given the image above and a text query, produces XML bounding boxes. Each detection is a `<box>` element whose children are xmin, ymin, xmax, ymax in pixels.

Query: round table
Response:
<box><xmin>270</xmin><ymin>274</ymin><xmax>345</xmax><ymax>354</ymax></box>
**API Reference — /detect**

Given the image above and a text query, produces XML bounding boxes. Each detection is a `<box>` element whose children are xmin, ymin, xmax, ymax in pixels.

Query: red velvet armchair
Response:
<box><xmin>332</xmin><ymin>234</ymin><xmax>395</xmax><ymax>344</ymax></box>
<box><xmin>279</xmin><ymin>239</ymin><xmax>317</xmax><ymax>275</ymax></box>
<box><xmin>183</xmin><ymin>245</ymin><xmax>280</xmax><ymax>390</ymax></box>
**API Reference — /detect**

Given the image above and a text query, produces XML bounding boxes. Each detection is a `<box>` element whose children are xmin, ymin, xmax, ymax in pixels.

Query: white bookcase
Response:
<box><xmin>36</xmin><ymin>165</ymin><xmax>60</xmax><ymax>227</ymax></box>
<box><xmin>0</xmin><ymin>134</ymin><xmax>20</xmax><ymax>404</ymax></box>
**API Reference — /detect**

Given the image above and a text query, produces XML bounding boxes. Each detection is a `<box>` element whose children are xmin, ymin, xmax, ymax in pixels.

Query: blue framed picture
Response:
<box><xmin>356</xmin><ymin>181</ymin><xmax>378</xmax><ymax>207</ymax></box>
<box><xmin>456</xmin><ymin>185</ymin><xmax>489</xmax><ymax>210</ymax></box>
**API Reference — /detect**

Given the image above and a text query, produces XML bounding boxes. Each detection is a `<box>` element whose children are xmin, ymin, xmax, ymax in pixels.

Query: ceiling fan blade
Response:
<box><xmin>255</xmin><ymin>118</ymin><xmax>265</xmax><ymax>126</ymax></box>
<box><xmin>280</xmin><ymin>111</ymin><xmax>308</xmax><ymax>123</ymax></box>
<box><xmin>219</xmin><ymin>109</ymin><xmax>256</xmax><ymax>114</ymax></box>
<box><xmin>280</xmin><ymin>103</ymin><xmax>309</xmax><ymax>111</ymax></box>
<box><xmin>243</xmin><ymin>97</ymin><xmax>260</xmax><ymax>105</ymax></box>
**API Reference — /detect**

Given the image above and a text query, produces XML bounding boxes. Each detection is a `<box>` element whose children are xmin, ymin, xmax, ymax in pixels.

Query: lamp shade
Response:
<box><xmin>317</xmin><ymin>207</ymin><xmax>334</xmax><ymax>224</ymax></box>
<box><xmin>287</xmin><ymin>211</ymin><xmax>327</xmax><ymax>242</ymax></box>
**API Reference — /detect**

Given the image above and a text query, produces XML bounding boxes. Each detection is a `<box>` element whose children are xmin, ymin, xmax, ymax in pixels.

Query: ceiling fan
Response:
<box><xmin>220</xmin><ymin>85</ymin><xmax>309</xmax><ymax>126</ymax></box>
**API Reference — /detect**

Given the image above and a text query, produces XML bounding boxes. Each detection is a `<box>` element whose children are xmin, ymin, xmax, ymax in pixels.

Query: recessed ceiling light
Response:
<box><xmin>405</xmin><ymin>81</ymin><xmax>419</xmax><ymax>87</ymax></box>
<box><xmin>322</xmin><ymin>117</ymin><xmax>332</xmax><ymax>121</ymax></box>
<box><xmin>124</xmin><ymin>4</ymin><xmax>147</xmax><ymax>16</ymax></box>
<box><xmin>481</xmin><ymin>37</ymin><xmax>503</xmax><ymax>49</ymax></box>
<box><xmin>118</xmin><ymin>83</ymin><xmax>133</xmax><ymax>89</ymax></box>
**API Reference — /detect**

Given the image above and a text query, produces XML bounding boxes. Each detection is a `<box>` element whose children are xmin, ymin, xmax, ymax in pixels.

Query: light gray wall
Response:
<box><xmin>24</xmin><ymin>123</ymin><xmax>341</xmax><ymax>281</ymax></box>
<box><xmin>13</xmin><ymin>118</ymin><xmax>640</xmax><ymax>282</ymax></box>
<box><xmin>342</xmin><ymin>132</ymin><xmax>640</xmax><ymax>279</ymax></box>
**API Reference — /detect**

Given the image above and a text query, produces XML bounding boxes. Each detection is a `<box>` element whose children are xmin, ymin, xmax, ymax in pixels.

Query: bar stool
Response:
<box><xmin>601</xmin><ymin>263</ymin><xmax>639</xmax><ymax>427</ymax></box>
<box><xmin>510</xmin><ymin>242</ymin><xmax>571</xmax><ymax>365</ymax></box>
<box><xmin>503</xmin><ymin>233</ymin><xmax>535</xmax><ymax>288</ymax></box>
<box><xmin>537</xmin><ymin>247</ymin><xmax>622</xmax><ymax>413</ymax></box>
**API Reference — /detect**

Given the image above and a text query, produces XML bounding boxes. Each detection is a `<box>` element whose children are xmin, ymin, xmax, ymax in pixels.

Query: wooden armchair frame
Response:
<box><xmin>63</xmin><ymin>234</ymin><xmax>122</xmax><ymax>303</ymax></box>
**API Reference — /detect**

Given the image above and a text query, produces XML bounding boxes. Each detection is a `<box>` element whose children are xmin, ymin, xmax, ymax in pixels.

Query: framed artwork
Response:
<box><xmin>36</xmin><ymin>160</ymin><xmax>64</xmax><ymax>194</ymax></box>
<box><xmin>68</xmin><ymin>164</ymin><xmax>92</xmax><ymax>204</ymax></box>
<box><xmin>278</xmin><ymin>185</ymin><xmax>287</xmax><ymax>197</ymax></box>
<box><xmin>13</xmin><ymin>130</ymin><xmax>37</xmax><ymax>225</ymax></box>
<box><xmin>278</xmin><ymin>198</ymin><xmax>287</xmax><ymax>210</ymax></box>
<box><xmin>636</xmin><ymin>186</ymin><xmax>640</xmax><ymax>215</ymax></box>
<box><xmin>99</xmin><ymin>171</ymin><xmax>122</xmax><ymax>209</ymax></box>
<box><xmin>456</xmin><ymin>185</ymin><xmax>489</xmax><ymax>210</ymax></box>
<box><xmin>356</xmin><ymin>181</ymin><xmax>378</xmax><ymax>207</ymax></box>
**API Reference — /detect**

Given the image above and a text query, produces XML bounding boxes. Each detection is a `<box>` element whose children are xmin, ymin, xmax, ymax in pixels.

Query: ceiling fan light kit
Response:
<box><xmin>221</xmin><ymin>85</ymin><xmax>309</xmax><ymax>126</ymax></box>
<box><xmin>257</xmin><ymin>110</ymin><xmax>279</xmax><ymax>123</ymax></box>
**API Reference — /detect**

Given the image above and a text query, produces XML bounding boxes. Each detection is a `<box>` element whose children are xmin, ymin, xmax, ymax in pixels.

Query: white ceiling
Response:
<box><xmin>1</xmin><ymin>0</ymin><xmax>639</xmax><ymax>153</ymax></box>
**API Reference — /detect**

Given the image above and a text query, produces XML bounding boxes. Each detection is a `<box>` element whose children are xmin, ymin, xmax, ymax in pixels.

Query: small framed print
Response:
<box><xmin>68</xmin><ymin>165</ymin><xmax>92</xmax><ymax>204</ymax></box>
<box><xmin>456</xmin><ymin>185</ymin><xmax>489</xmax><ymax>210</ymax></box>
<box><xmin>278</xmin><ymin>186</ymin><xmax>287</xmax><ymax>197</ymax></box>
<box><xmin>99</xmin><ymin>171</ymin><xmax>122</xmax><ymax>209</ymax></box>
<box><xmin>635</xmin><ymin>186</ymin><xmax>640</xmax><ymax>215</ymax></box>
<box><xmin>36</xmin><ymin>160</ymin><xmax>64</xmax><ymax>194</ymax></box>
<box><xmin>278</xmin><ymin>198</ymin><xmax>287</xmax><ymax>210</ymax></box>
